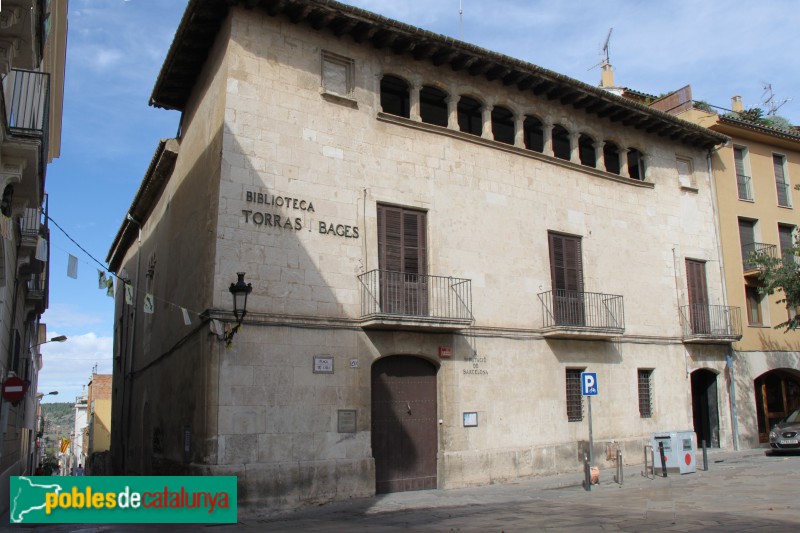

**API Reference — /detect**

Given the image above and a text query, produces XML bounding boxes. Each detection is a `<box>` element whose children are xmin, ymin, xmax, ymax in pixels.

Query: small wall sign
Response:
<box><xmin>337</xmin><ymin>409</ymin><xmax>357</xmax><ymax>433</ymax></box>
<box><xmin>313</xmin><ymin>355</ymin><xmax>334</xmax><ymax>374</ymax></box>
<box><xmin>463</xmin><ymin>412</ymin><xmax>478</xmax><ymax>427</ymax></box>
<box><xmin>439</xmin><ymin>346</ymin><xmax>452</xmax><ymax>358</ymax></box>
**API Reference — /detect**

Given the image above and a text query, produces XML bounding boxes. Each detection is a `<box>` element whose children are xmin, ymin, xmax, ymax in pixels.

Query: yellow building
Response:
<box><xmin>653</xmin><ymin>87</ymin><xmax>800</xmax><ymax>448</ymax></box>
<box><xmin>86</xmin><ymin>373</ymin><xmax>112</xmax><ymax>473</ymax></box>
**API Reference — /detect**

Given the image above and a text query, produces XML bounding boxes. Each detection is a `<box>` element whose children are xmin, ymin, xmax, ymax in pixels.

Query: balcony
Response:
<box><xmin>1</xmin><ymin>68</ymin><xmax>50</xmax><ymax>185</ymax></box>
<box><xmin>537</xmin><ymin>290</ymin><xmax>624</xmax><ymax>339</ymax></box>
<box><xmin>679</xmin><ymin>305</ymin><xmax>742</xmax><ymax>343</ymax></box>
<box><xmin>358</xmin><ymin>269</ymin><xmax>473</xmax><ymax>330</ymax></box>
<box><xmin>736</xmin><ymin>174</ymin><xmax>753</xmax><ymax>201</ymax></box>
<box><xmin>742</xmin><ymin>242</ymin><xmax>777</xmax><ymax>276</ymax></box>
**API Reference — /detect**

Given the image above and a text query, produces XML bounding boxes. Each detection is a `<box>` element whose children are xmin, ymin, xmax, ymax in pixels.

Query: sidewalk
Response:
<box><xmin>4</xmin><ymin>448</ymin><xmax>799</xmax><ymax>532</ymax></box>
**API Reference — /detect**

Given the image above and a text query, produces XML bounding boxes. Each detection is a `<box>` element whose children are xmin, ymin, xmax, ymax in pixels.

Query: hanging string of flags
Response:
<box><xmin>44</xmin><ymin>215</ymin><xmax>204</xmax><ymax>327</ymax></box>
<box><xmin>0</xmin><ymin>212</ymin><xmax>206</xmax><ymax>327</ymax></box>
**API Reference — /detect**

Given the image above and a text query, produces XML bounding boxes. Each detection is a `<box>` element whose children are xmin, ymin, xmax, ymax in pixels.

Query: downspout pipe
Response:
<box><xmin>123</xmin><ymin>212</ymin><xmax>143</xmax><ymax>471</ymax></box>
<box><xmin>707</xmin><ymin>147</ymin><xmax>739</xmax><ymax>451</ymax></box>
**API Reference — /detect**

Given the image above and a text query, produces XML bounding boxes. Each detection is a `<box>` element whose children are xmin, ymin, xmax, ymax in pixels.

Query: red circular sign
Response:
<box><xmin>685</xmin><ymin>453</ymin><xmax>692</xmax><ymax>465</ymax></box>
<box><xmin>2</xmin><ymin>376</ymin><xmax>27</xmax><ymax>403</ymax></box>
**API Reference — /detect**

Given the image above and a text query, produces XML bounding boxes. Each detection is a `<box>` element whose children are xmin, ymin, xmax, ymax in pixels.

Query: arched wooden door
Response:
<box><xmin>371</xmin><ymin>356</ymin><xmax>438</xmax><ymax>493</ymax></box>
<box><xmin>755</xmin><ymin>370</ymin><xmax>800</xmax><ymax>442</ymax></box>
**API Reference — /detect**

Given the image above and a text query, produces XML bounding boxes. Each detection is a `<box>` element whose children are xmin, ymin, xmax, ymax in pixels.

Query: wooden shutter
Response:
<box><xmin>549</xmin><ymin>232</ymin><xmax>583</xmax><ymax>292</ymax></box>
<box><xmin>686</xmin><ymin>260</ymin><xmax>708</xmax><ymax>307</ymax></box>
<box><xmin>738</xmin><ymin>219</ymin><xmax>755</xmax><ymax>260</ymax></box>
<box><xmin>377</xmin><ymin>205</ymin><xmax>428</xmax><ymax>315</ymax></box>
<box><xmin>779</xmin><ymin>225</ymin><xmax>794</xmax><ymax>256</ymax></box>
<box><xmin>774</xmin><ymin>154</ymin><xmax>789</xmax><ymax>206</ymax></box>
<box><xmin>549</xmin><ymin>232</ymin><xmax>584</xmax><ymax>326</ymax></box>
<box><xmin>686</xmin><ymin>259</ymin><xmax>709</xmax><ymax>334</ymax></box>
<box><xmin>734</xmin><ymin>147</ymin><xmax>746</xmax><ymax>176</ymax></box>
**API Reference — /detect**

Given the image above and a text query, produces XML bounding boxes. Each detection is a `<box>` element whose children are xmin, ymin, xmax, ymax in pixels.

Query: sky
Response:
<box><xmin>37</xmin><ymin>0</ymin><xmax>800</xmax><ymax>403</ymax></box>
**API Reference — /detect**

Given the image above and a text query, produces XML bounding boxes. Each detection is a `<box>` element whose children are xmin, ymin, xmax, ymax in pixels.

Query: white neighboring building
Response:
<box><xmin>72</xmin><ymin>391</ymin><xmax>88</xmax><ymax>471</ymax></box>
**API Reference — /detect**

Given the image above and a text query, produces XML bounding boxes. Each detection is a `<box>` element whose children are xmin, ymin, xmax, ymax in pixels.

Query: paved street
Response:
<box><xmin>4</xmin><ymin>449</ymin><xmax>799</xmax><ymax>532</ymax></box>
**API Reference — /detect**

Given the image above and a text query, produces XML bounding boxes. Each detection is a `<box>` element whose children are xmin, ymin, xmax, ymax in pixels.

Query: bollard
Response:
<box><xmin>702</xmin><ymin>439</ymin><xmax>708</xmax><ymax>471</ymax></box>
<box><xmin>583</xmin><ymin>453</ymin><xmax>591</xmax><ymax>491</ymax></box>
<box><xmin>647</xmin><ymin>445</ymin><xmax>655</xmax><ymax>479</ymax></box>
<box><xmin>614</xmin><ymin>449</ymin><xmax>623</xmax><ymax>485</ymax></box>
<box><xmin>658</xmin><ymin>441</ymin><xmax>668</xmax><ymax>478</ymax></box>
<box><xmin>642</xmin><ymin>444</ymin><xmax>654</xmax><ymax>479</ymax></box>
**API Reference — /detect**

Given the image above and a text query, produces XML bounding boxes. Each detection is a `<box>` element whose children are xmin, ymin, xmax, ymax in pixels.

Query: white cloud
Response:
<box><xmin>92</xmin><ymin>49</ymin><xmax>124</xmax><ymax>70</ymax></box>
<box><xmin>37</xmin><ymin>332</ymin><xmax>113</xmax><ymax>404</ymax></box>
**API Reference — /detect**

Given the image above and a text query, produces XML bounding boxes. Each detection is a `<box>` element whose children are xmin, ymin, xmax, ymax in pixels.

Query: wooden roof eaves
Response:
<box><xmin>151</xmin><ymin>0</ymin><xmax>727</xmax><ymax>150</ymax></box>
<box><xmin>106</xmin><ymin>139</ymin><xmax>180</xmax><ymax>271</ymax></box>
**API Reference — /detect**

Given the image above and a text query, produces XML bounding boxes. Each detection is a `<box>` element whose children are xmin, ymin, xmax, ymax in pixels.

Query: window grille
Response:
<box><xmin>566</xmin><ymin>368</ymin><xmax>584</xmax><ymax>422</ymax></box>
<box><xmin>638</xmin><ymin>369</ymin><xmax>653</xmax><ymax>418</ymax></box>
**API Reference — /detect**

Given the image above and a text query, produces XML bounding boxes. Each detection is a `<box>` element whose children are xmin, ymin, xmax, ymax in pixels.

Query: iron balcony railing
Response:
<box><xmin>741</xmin><ymin>242</ymin><xmax>777</xmax><ymax>272</ymax></box>
<box><xmin>538</xmin><ymin>290</ymin><xmax>624</xmax><ymax>332</ymax></box>
<box><xmin>358</xmin><ymin>269</ymin><xmax>472</xmax><ymax>321</ymax></box>
<box><xmin>1</xmin><ymin>69</ymin><xmax>50</xmax><ymax>176</ymax></box>
<box><xmin>679</xmin><ymin>304</ymin><xmax>742</xmax><ymax>340</ymax></box>
<box><xmin>736</xmin><ymin>174</ymin><xmax>753</xmax><ymax>201</ymax></box>
<box><xmin>26</xmin><ymin>274</ymin><xmax>46</xmax><ymax>299</ymax></box>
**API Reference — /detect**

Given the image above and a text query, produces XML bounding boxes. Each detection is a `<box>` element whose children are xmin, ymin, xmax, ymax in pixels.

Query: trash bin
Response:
<box><xmin>651</xmin><ymin>430</ymin><xmax>696</xmax><ymax>474</ymax></box>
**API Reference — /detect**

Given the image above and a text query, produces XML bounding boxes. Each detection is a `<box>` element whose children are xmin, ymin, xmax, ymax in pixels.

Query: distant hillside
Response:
<box><xmin>42</xmin><ymin>402</ymin><xmax>74</xmax><ymax>438</ymax></box>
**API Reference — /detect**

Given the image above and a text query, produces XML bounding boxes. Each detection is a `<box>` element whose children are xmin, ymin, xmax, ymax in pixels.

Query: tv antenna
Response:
<box><xmin>459</xmin><ymin>0</ymin><xmax>463</xmax><ymax>40</ymax></box>
<box><xmin>602</xmin><ymin>27</ymin><xmax>613</xmax><ymax>64</ymax></box>
<box><xmin>588</xmin><ymin>27</ymin><xmax>613</xmax><ymax>71</ymax></box>
<box><xmin>761</xmin><ymin>82</ymin><xmax>791</xmax><ymax>116</ymax></box>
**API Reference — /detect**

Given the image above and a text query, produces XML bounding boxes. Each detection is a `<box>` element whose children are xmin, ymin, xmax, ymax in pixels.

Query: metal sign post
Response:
<box><xmin>581</xmin><ymin>372</ymin><xmax>598</xmax><ymax>466</ymax></box>
<box><xmin>588</xmin><ymin>395</ymin><xmax>594</xmax><ymax>465</ymax></box>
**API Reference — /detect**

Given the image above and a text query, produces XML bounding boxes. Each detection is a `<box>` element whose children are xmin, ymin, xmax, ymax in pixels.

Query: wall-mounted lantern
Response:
<box><xmin>223</xmin><ymin>272</ymin><xmax>252</xmax><ymax>347</ymax></box>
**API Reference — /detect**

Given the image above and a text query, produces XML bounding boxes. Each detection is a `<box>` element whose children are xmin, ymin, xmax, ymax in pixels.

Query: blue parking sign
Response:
<box><xmin>581</xmin><ymin>372</ymin><xmax>598</xmax><ymax>396</ymax></box>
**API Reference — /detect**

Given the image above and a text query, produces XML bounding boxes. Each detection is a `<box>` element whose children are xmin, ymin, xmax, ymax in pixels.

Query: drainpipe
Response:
<box><xmin>123</xmin><ymin>213</ymin><xmax>142</xmax><ymax>472</ymax></box>
<box><xmin>707</xmin><ymin>147</ymin><xmax>739</xmax><ymax>450</ymax></box>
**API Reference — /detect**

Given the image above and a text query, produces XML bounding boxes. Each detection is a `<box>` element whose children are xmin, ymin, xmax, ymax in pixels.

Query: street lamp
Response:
<box><xmin>223</xmin><ymin>272</ymin><xmax>252</xmax><ymax>347</ymax></box>
<box><xmin>32</xmin><ymin>336</ymin><xmax>67</xmax><ymax>350</ymax></box>
<box><xmin>36</xmin><ymin>391</ymin><xmax>58</xmax><ymax>399</ymax></box>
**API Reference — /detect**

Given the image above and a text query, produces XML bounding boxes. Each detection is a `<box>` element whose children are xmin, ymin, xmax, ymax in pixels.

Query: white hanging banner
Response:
<box><xmin>67</xmin><ymin>254</ymin><xmax>78</xmax><ymax>279</ymax></box>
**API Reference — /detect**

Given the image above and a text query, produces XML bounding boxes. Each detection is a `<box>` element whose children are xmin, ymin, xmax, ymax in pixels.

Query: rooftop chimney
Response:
<box><xmin>600</xmin><ymin>63</ymin><xmax>615</xmax><ymax>88</ymax></box>
<box><xmin>731</xmin><ymin>95</ymin><xmax>743</xmax><ymax>113</ymax></box>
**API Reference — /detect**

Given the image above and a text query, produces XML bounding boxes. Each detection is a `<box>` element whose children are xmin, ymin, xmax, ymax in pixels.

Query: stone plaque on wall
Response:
<box><xmin>337</xmin><ymin>409</ymin><xmax>357</xmax><ymax>433</ymax></box>
<box><xmin>313</xmin><ymin>355</ymin><xmax>334</xmax><ymax>374</ymax></box>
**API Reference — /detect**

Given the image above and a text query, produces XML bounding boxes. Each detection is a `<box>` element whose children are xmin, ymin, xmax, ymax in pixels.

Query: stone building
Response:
<box><xmin>0</xmin><ymin>0</ymin><xmax>67</xmax><ymax>512</ymax></box>
<box><xmin>107</xmin><ymin>0</ymin><xmax>734</xmax><ymax>510</ymax></box>
<box><xmin>648</xmin><ymin>87</ymin><xmax>800</xmax><ymax>449</ymax></box>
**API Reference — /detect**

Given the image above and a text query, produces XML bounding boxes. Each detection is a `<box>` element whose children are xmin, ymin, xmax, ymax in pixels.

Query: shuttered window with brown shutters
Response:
<box><xmin>377</xmin><ymin>205</ymin><xmax>428</xmax><ymax>315</ymax></box>
<box><xmin>548</xmin><ymin>232</ymin><xmax>584</xmax><ymax>326</ymax></box>
<box><xmin>686</xmin><ymin>259</ymin><xmax>710</xmax><ymax>334</ymax></box>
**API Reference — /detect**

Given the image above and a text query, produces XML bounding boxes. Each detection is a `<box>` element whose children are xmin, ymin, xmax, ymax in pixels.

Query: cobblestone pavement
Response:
<box><xmin>4</xmin><ymin>449</ymin><xmax>799</xmax><ymax>532</ymax></box>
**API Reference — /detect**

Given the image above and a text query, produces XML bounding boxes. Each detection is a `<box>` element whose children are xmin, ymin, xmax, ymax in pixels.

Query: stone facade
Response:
<box><xmin>108</xmin><ymin>1</ymin><xmax>735</xmax><ymax>511</ymax></box>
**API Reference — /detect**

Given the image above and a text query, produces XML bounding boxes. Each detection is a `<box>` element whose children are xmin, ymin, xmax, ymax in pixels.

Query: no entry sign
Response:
<box><xmin>2</xmin><ymin>376</ymin><xmax>27</xmax><ymax>403</ymax></box>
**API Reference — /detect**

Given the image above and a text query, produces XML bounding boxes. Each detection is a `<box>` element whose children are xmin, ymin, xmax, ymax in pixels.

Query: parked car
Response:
<box><xmin>769</xmin><ymin>407</ymin><xmax>800</xmax><ymax>452</ymax></box>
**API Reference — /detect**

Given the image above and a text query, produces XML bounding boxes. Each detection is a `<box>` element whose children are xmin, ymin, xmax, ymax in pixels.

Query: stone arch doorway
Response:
<box><xmin>691</xmin><ymin>369</ymin><xmax>720</xmax><ymax>447</ymax></box>
<box><xmin>754</xmin><ymin>369</ymin><xmax>800</xmax><ymax>443</ymax></box>
<box><xmin>371</xmin><ymin>355</ymin><xmax>438</xmax><ymax>493</ymax></box>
